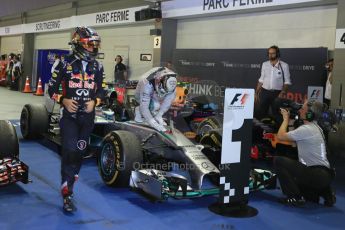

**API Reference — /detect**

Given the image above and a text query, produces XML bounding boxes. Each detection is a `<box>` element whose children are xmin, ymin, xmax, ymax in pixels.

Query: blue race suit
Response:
<box><xmin>48</xmin><ymin>54</ymin><xmax>104</xmax><ymax>196</ymax></box>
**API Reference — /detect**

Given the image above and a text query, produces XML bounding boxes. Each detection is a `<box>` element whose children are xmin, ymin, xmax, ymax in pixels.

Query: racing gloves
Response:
<box><xmin>148</xmin><ymin>118</ymin><xmax>167</xmax><ymax>132</ymax></box>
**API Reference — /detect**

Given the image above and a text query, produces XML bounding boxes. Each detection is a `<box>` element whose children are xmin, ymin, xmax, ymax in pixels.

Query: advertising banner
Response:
<box><xmin>35</xmin><ymin>49</ymin><xmax>70</xmax><ymax>90</ymax></box>
<box><xmin>173</xmin><ymin>48</ymin><xmax>328</xmax><ymax>106</ymax></box>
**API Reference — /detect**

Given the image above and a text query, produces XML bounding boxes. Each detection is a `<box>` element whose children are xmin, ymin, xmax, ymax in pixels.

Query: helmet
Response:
<box><xmin>70</xmin><ymin>27</ymin><xmax>101</xmax><ymax>61</ymax></box>
<box><xmin>155</xmin><ymin>69</ymin><xmax>177</xmax><ymax>97</ymax></box>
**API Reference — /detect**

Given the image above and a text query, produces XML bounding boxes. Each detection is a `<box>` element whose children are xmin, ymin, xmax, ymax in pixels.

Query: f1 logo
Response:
<box><xmin>230</xmin><ymin>93</ymin><xmax>248</xmax><ymax>106</ymax></box>
<box><xmin>310</xmin><ymin>90</ymin><xmax>320</xmax><ymax>98</ymax></box>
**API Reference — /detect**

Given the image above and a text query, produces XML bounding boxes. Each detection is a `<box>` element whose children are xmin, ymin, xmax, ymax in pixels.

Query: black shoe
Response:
<box><xmin>321</xmin><ymin>187</ymin><xmax>336</xmax><ymax>207</ymax></box>
<box><xmin>63</xmin><ymin>196</ymin><xmax>76</xmax><ymax>213</ymax></box>
<box><xmin>278</xmin><ymin>196</ymin><xmax>306</xmax><ymax>206</ymax></box>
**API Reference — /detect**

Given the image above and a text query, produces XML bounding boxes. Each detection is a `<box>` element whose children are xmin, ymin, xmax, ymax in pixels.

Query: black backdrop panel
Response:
<box><xmin>173</xmin><ymin>48</ymin><xmax>328</xmax><ymax>103</ymax></box>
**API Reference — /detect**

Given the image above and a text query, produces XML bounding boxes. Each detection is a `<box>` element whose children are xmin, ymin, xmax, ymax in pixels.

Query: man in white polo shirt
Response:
<box><xmin>255</xmin><ymin>45</ymin><xmax>292</xmax><ymax>120</ymax></box>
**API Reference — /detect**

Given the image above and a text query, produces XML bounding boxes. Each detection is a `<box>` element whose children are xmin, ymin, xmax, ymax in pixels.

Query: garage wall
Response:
<box><xmin>0</xmin><ymin>35</ymin><xmax>22</xmax><ymax>55</ymax></box>
<box><xmin>96</xmin><ymin>23</ymin><xmax>155</xmax><ymax>81</ymax></box>
<box><xmin>34</xmin><ymin>31</ymin><xmax>71</xmax><ymax>50</ymax></box>
<box><xmin>31</xmin><ymin>24</ymin><xmax>154</xmax><ymax>81</ymax></box>
<box><xmin>176</xmin><ymin>5</ymin><xmax>337</xmax><ymax>49</ymax></box>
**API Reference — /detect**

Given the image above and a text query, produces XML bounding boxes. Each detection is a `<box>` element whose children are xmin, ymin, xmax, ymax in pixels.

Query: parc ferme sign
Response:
<box><xmin>0</xmin><ymin>6</ymin><xmax>147</xmax><ymax>36</ymax></box>
<box><xmin>0</xmin><ymin>1</ymin><xmax>323</xmax><ymax>35</ymax></box>
<box><xmin>162</xmin><ymin>0</ymin><xmax>322</xmax><ymax>18</ymax></box>
<box><xmin>220</xmin><ymin>88</ymin><xmax>254</xmax><ymax>204</ymax></box>
<box><xmin>77</xmin><ymin>6</ymin><xmax>145</xmax><ymax>27</ymax></box>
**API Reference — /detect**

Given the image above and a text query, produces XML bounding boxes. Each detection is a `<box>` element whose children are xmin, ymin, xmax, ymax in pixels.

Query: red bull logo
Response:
<box><xmin>71</xmin><ymin>74</ymin><xmax>82</xmax><ymax>80</ymax></box>
<box><xmin>69</xmin><ymin>73</ymin><xmax>95</xmax><ymax>89</ymax></box>
<box><xmin>69</xmin><ymin>81</ymin><xmax>82</xmax><ymax>88</ymax></box>
<box><xmin>84</xmin><ymin>74</ymin><xmax>95</xmax><ymax>81</ymax></box>
<box><xmin>84</xmin><ymin>81</ymin><xmax>95</xmax><ymax>89</ymax></box>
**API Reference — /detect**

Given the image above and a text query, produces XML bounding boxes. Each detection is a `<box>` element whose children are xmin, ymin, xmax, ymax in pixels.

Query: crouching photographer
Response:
<box><xmin>274</xmin><ymin>100</ymin><xmax>336</xmax><ymax>206</ymax></box>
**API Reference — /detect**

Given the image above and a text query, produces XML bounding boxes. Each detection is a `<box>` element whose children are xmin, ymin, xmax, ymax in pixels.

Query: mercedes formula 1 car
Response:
<box><xmin>19</xmin><ymin>88</ymin><xmax>221</xmax><ymax>200</ymax></box>
<box><xmin>19</xmin><ymin>85</ymin><xmax>279</xmax><ymax>200</ymax></box>
<box><xmin>0</xmin><ymin>120</ymin><xmax>29</xmax><ymax>186</ymax></box>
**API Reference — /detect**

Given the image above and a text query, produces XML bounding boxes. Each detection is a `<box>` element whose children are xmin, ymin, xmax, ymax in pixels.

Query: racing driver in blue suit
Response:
<box><xmin>48</xmin><ymin>27</ymin><xmax>105</xmax><ymax>213</ymax></box>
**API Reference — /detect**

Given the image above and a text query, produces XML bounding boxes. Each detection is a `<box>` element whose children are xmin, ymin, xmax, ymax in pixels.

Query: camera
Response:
<box><xmin>274</xmin><ymin>98</ymin><xmax>302</xmax><ymax>120</ymax></box>
<box><xmin>274</xmin><ymin>98</ymin><xmax>338</xmax><ymax>134</ymax></box>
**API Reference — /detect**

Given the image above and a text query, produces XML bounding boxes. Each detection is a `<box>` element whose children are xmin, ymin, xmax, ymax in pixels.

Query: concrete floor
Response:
<box><xmin>0</xmin><ymin>87</ymin><xmax>45</xmax><ymax>120</ymax></box>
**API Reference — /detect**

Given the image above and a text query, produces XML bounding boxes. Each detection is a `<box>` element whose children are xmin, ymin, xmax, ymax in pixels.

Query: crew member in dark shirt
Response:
<box><xmin>114</xmin><ymin>55</ymin><xmax>127</xmax><ymax>83</ymax></box>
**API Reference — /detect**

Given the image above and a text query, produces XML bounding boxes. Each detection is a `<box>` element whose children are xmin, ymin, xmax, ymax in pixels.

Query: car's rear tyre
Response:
<box><xmin>20</xmin><ymin>104</ymin><xmax>49</xmax><ymax>139</ymax></box>
<box><xmin>98</xmin><ymin>130</ymin><xmax>142</xmax><ymax>187</ymax></box>
<box><xmin>0</xmin><ymin>120</ymin><xmax>19</xmax><ymax>158</ymax></box>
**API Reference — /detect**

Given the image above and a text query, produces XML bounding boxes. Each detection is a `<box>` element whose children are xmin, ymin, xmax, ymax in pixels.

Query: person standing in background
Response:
<box><xmin>0</xmin><ymin>55</ymin><xmax>8</xmax><ymax>86</ymax></box>
<box><xmin>11</xmin><ymin>55</ymin><xmax>22</xmax><ymax>91</ymax></box>
<box><xmin>255</xmin><ymin>45</ymin><xmax>292</xmax><ymax>120</ymax></box>
<box><xmin>324</xmin><ymin>59</ymin><xmax>334</xmax><ymax>106</ymax></box>
<box><xmin>6</xmin><ymin>53</ymin><xmax>15</xmax><ymax>89</ymax></box>
<box><xmin>61</xmin><ymin>55</ymin><xmax>65</xmax><ymax>65</ymax></box>
<box><xmin>114</xmin><ymin>55</ymin><xmax>127</xmax><ymax>83</ymax></box>
<box><xmin>51</xmin><ymin>54</ymin><xmax>61</xmax><ymax>74</ymax></box>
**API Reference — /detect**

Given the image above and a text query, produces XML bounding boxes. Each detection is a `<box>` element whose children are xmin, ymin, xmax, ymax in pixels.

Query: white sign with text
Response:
<box><xmin>221</xmin><ymin>88</ymin><xmax>254</xmax><ymax>164</ymax></box>
<box><xmin>162</xmin><ymin>0</ymin><xmax>321</xmax><ymax>18</ymax></box>
<box><xmin>0</xmin><ymin>6</ymin><xmax>148</xmax><ymax>36</ymax></box>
